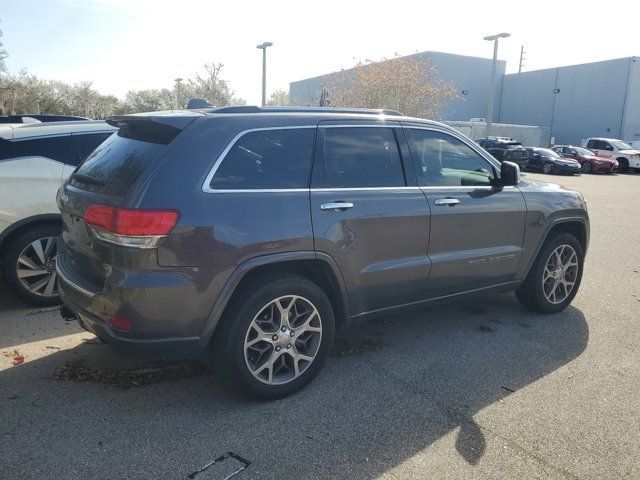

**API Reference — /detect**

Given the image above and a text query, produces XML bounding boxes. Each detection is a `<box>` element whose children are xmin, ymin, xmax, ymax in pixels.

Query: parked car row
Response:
<box><xmin>476</xmin><ymin>136</ymin><xmax>640</xmax><ymax>176</ymax></box>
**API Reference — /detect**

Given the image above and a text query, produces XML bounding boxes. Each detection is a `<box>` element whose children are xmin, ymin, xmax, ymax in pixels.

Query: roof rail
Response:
<box><xmin>210</xmin><ymin>106</ymin><xmax>404</xmax><ymax>116</ymax></box>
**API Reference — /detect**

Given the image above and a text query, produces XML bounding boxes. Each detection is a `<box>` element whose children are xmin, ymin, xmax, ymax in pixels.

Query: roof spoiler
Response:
<box><xmin>187</xmin><ymin>98</ymin><xmax>214</xmax><ymax>109</ymax></box>
<box><xmin>106</xmin><ymin>114</ymin><xmax>200</xmax><ymax>144</ymax></box>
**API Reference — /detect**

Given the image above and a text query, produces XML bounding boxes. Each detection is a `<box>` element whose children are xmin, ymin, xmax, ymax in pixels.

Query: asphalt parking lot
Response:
<box><xmin>1</xmin><ymin>171</ymin><xmax>639</xmax><ymax>480</ymax></box>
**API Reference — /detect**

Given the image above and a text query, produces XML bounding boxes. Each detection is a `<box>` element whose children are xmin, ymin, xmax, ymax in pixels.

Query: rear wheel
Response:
<box><xmin>214</xmin><ymin>274</ymin><xmax>335</xmax><ymax>399</ymax></box>
<box><xmin>617</xmin><ymin>158</ymin><xmax>629</xmax><ymax>173</ymax></box>
<box><xmin>516</xmin><ymin>233</ymin><xmax>584</xmax><ymax>314</ymax></box>
<box><xmin>1</xmin><ymin>224</ymin><xmax>61</xmax><ymax>306</ymax></box>
<box><xmin>542</xmin><ymin>162</ymin><xmax>553</xmax><ymax>174</ymax></box>
<box><xmin>581</xmin><ymin>162</ymin><xmax>592</xmax><ymax>174</ymax></box>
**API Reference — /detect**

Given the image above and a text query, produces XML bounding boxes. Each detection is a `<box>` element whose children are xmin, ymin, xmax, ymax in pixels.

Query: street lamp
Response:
<box><xmin>256</xmin><ymin>42</ymin><xmax>273</xmax><ymax>106</ymax></box>
<box><xmin>484</xmin><ymin>32</ymin><xmax>510</xmax><ymax>136</ymax></box>
<box><xmin>174</xmin><ymin>77</ymin><xmax>183</xmax><ymax>110</ymax></box>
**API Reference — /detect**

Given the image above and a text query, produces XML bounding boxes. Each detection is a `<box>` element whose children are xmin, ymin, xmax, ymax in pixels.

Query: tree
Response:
<box><xmin>266</xmin><ymin>89</ymin><xmax>290</xmax><ymax>106</ymax></box>
<box><xmin>326</xmin><ymin>55</ymin><xmax>457</xmax><ymax>119</ymax></box>
<box><xmin>0</xmin><ymin>22</ymin><xmax>8</xmax><ymax>73</ymax></box>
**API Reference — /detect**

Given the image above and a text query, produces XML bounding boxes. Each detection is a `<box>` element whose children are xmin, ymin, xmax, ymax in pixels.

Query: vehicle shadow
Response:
<box><xmin>0</xmin><ymin>293</ymin><xmax>589</xmax><ymax>479</ymax></box>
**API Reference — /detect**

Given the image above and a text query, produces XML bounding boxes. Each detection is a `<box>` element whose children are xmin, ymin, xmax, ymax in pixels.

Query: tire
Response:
<box><xmin>516</xmin><ymin>233</ymin><xmax>584</xmax><ymax>314</ymax></box>
<box><xmin>214</xmin><ymin>273</ymin><xmax>335</xmax><ymax>400</ymax></box>
<box><xmin>617</xmin><ymin>158</ymin><xmax>629</xmax><ymax>173</ymax></box>
<box><xmin>581</xmin><ymin>162</ymin><xmax>592</xmax><ymax>174</ymax></box>
<box><xmin>542</xmin><ymin>162</ymin><xmax>553</xmax><ymax>174</ymax></box>
<box><xmin>1</xmin><ymin>223</ymin><xmax>62</xmax><ymax>307</ymax></box>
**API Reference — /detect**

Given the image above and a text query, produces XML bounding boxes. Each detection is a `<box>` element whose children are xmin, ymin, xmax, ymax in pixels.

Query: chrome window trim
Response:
<box><xmin>201</xmin><ymin>125</ymin><xmax>317</xmax><ymax>194</ymax></box>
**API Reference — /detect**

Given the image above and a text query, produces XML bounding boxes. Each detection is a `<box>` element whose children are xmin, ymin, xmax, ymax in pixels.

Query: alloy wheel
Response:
<box><xmin>542</xmin><ymin>244</ymin><xmax>579</xmax><ymax>304</ymax></box>
<box><xmin>543</xmin><ymin>163</ymin><xmax>553</xmax><ymax>174</ymax></box>
<box><xmin>244</xmin><ymin>295</ymin><xmax>322</xmax><ymax>385</ymax></box>
<box><xmin>15</xmin><ymin>236</ymin><xmax>58</xmax><ymax>298</ymax></box>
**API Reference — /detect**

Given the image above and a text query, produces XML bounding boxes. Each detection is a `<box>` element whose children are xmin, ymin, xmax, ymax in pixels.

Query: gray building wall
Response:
<box><xmin>499</xmin><ymin>57</ymin><xmax>640</xmax><ymax>145</ymax></box>
<box><xmin>289</xmin><ymin>51</ymin><xmax>505</xmax><ymax>122</ymax></box>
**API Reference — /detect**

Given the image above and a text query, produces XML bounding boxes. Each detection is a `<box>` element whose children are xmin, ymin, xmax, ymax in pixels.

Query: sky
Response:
<box><xmin>1</xmin><ymin>0</ymin><xmax>639</xmax><ymax>105</ymax></box>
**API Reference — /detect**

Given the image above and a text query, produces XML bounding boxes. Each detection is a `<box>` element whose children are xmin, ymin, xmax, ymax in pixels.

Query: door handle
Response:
<box><xmin>320</xmin><ymin>202</ymin><xmax>354</xmax><ymax>211</ymax></box>
<box><xmin>434</xmin><ymin>198</ymin><xmax>461</xmax><ymax>207</ymax></box>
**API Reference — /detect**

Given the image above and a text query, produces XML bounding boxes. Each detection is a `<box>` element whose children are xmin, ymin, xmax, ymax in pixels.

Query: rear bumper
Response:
<box><xmin>56</xmin><ymin>252</ymin><xmax>220</xmax><ymax>359</ymax></box>
<box><xmin>58</xmin><ymin>302</ymin><xmax>203</xmax><ymax>359</ymax></box>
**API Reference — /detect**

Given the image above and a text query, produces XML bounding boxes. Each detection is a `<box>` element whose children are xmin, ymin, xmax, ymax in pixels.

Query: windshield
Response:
<box><xmin>536</xmin><ymin>148</ymin><xmax>560</xmax><ymax>158</ymax></box>
<box><xmin>610</xmin><ymin>140</ymin><xmax>634</xmax><ymax>150</ymax></box>
<box><xmin>574</xmin><ymin>147</ymin><xmax>594</xmax><ymax>156</ymax></box>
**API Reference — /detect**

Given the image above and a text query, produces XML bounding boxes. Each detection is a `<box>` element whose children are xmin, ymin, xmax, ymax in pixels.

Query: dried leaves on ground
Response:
<box><xmin>53</xmin><ymin>359</ymin><xmax>211</xmax><ymax>388</ymax></box>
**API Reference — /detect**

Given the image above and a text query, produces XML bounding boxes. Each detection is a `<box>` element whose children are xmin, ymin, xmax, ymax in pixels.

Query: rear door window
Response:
<box><xmin>321</xmin><ymin>127</ymin><xmax>405</xmax><ymax>188</ymax></box>
<box><xmin>210</xmin><ymin>128</ymin><xmax>315</xmax><ymax>190</ymax></box>
<box><xmin>0</xmin><ymin>135</ymin><xmax>75</xmax><ymax>164</ymax></box>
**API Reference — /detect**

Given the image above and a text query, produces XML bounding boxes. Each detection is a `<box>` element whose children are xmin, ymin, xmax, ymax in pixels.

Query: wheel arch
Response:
<box><xmin>0</xmin><ymin>214</ymin><xmax>62</xmax><ymax>264</ymax></box>
<box><xmin>522</xmin><ymin>217</ymin><xmax>588</xmax><ymax>279</ymax></box>
<box><xmin>199</xmin><ymin>252</ymin><xmax>350</xmax><ymax>345</ymax></box>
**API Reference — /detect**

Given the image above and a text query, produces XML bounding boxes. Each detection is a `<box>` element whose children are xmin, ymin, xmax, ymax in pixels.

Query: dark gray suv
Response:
<box><xmin>56</xmin><ymin>107</ymin><xmax>589</xmax><ymax>399</ymax></box>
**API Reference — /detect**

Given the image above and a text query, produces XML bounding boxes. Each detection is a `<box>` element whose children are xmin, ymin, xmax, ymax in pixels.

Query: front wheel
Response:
<box><xmin>215</xmin><ymin>274</ymin><xmax>335</xmax><ymax>399</ymax></box>
<box><xmin>516</xmin><ymin>233</ymin><xmax>584</xmax><ymax>313</ymax></box>
<box><xmin>581</xmin><ymin>162</ymin><xmax>592</xmax><ymax>174</ymax></box>
<box><xmin>542</xmin><ymin>162</ymin><xmax>554</xmax><ymax>174</ymax></box>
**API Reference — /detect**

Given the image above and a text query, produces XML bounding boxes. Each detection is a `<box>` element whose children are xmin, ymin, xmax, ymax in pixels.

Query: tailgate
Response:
<box><xmin>57</xmin><ymin>118</ymin><xmax>185</xmax><ymax>288</ymax></box>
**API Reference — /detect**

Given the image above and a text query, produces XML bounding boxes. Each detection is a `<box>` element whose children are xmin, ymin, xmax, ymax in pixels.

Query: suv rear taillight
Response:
<box><xmin>85</xmin><ymin>205</ymin><xmax>179</xmax><ymax>248</ymax></box>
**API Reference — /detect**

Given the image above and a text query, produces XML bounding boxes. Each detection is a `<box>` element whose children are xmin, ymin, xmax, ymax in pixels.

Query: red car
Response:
<box><xmin>552</xmin><ymin>145</ymin><xmax>618</xmax><ymax>174</ymax></box>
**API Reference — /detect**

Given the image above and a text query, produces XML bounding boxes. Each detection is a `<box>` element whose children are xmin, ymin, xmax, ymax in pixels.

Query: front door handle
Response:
<box><xmin>320</xmin><ymin>202</ymin><xmax>354</xmax><ymax>211</ymax></box>
<box><xmin>434</xmin><ymin>198</ymin><xmax>461</xmax><ymax>207</ymax></box>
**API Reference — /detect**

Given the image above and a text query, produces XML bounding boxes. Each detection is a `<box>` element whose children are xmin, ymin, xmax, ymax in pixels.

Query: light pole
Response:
<box><xmin>484</xmin><ymin>32</ymin><xmax>510</xmax><ymax>136</ymax></box>
<box><xmin>174</xmin><ymin>77</ymin><xmax>183</xmax><ymax>109</ymax></box>
<box><xmin>256</xmin><ymin>42</ymin><xmax>273</xmax><ymax>106</ymax></box>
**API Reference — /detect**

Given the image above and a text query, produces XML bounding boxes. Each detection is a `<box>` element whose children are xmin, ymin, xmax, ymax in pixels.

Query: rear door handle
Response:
<box><xmin>434</xmin><ymin>198</ymin><xmax>461</xmax><ymax>207</ymax></box>
<box><xmin>320</xmin><ymin>202</ymin><xmax>354</xmax><ymax>211</ymax></box>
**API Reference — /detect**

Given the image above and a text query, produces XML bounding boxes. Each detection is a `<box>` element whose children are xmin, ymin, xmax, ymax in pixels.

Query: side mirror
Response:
<box><xmin>534</xmin><ymin>154</ymin><xmax>541</xmax><ymax>160</ymax></box>
<box><xmin>496</xmin><ymin>161</ymin><xmax>520</xmax><ymax>188</ymax></box>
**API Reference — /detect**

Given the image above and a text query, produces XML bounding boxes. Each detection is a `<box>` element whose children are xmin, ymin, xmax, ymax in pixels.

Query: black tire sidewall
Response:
<box><xmin>582</xmin><ymin>162</ymin><xmax>591</xmax><ymax>174</ymax></box>
<box><xmin>2</xmin><ymin>224</ymin><xmax>61</xmax><ymax>307</ymax></box>
<box><xmin>521</xmin><ymin>233</ymin><xmax>584</xmax><ymax>314</ymax></box>
<box><xmin>220</xmin><ymin>274</ymin><xmax>335</xmax><ymax>400</ymax></box>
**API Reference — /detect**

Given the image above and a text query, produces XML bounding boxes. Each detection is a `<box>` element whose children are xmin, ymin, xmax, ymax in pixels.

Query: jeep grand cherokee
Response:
<box><xmin>57</xmin><ymin>106</ymin><xmax>589</xmax><ymax>399</ymax></box>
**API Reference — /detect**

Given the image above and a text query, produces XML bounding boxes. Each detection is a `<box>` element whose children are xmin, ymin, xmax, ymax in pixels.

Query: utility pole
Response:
<box><xmin>519</xmin><ymin>46</ymin><xmax>526</xmax><ymax>73</ymax></box>
<box><xmin>484</xmin><ymin>32</ymin><xmax>511</xmax><ymax>136</ymax></box>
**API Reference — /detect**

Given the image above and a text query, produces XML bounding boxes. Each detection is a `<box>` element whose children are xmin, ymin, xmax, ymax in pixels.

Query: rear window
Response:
<box><xmin>70</xmin><ymin>133</ymin><xmax>167</xmax><ymax>197</ymax></box>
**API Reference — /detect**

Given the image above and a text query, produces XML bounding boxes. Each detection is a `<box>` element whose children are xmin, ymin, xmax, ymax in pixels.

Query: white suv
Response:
<box><xmin>0</xmin><ymin>121</ymin><xmax>115</xmax><ymax>305</ymax></box>
<box><xmin>582</xmin><ymin>137</ymin><xmax>640</xmax><ymax>173</ymax></box>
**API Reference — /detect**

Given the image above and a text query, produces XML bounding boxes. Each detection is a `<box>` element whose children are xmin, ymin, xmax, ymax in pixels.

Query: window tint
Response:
<box><xmin>0</xmin><ymin>135</ymin><xmax>75</xmax><ymax>164</ymax></box>
<box><xmin>321</xmin><ymin>127</ymin><xmax>405</xmax><ymax>188</ymax></box>
<box><xmin>406</xmin><ymin>129</ymin><xmax>494</xmax><ymax>187</ymax></box>
<box><xmin>0</xmin><ymin>132</ymin><xmax>112</xmax><ymax>166</ymax></box>
<box><xmin>72</xmin><ymin>133</ymin><xmax>168</xmax><ymax>197</ymax></box>
<box><xmin>210</xmin><ymin>128</ymin><xmax>315</xmax><ymax>190</ymax></box>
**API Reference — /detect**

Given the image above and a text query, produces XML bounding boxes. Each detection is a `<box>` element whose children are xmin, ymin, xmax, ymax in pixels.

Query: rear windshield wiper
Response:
<box><xmin>71</xmin><ymin>172</ymin><xmax>106</xmax><ymax>187</ymax></box>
